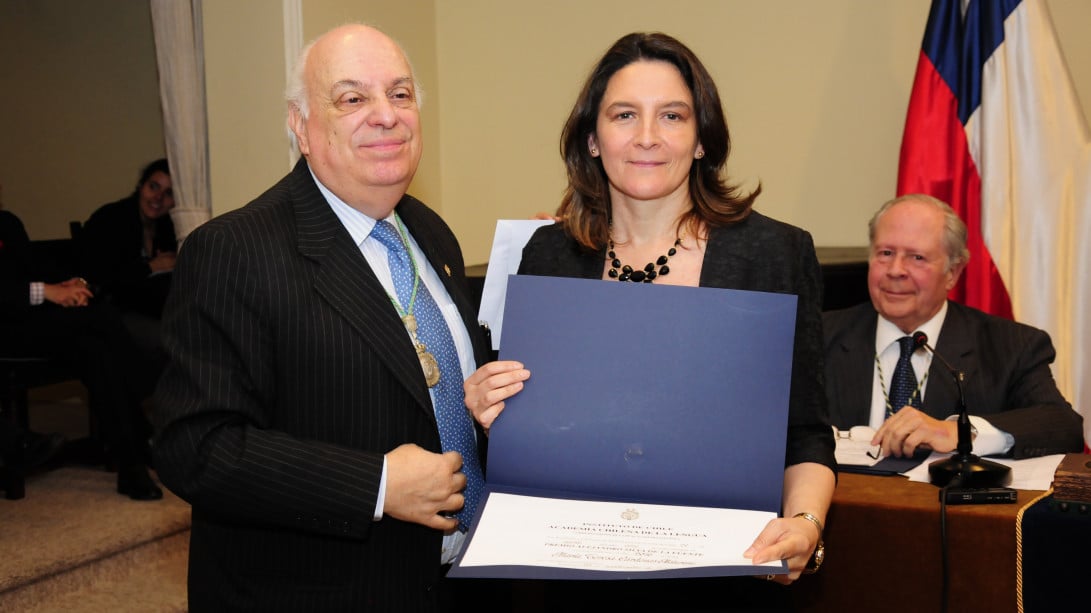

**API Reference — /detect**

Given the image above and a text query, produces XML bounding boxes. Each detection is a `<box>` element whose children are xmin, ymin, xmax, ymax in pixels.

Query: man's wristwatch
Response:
<box><xmin>793</xmin><ymin>512</ymin><xmax>825</xmax><ymax>574</ymax></box>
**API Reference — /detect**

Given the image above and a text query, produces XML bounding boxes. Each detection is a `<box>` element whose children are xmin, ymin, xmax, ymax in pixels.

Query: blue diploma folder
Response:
<box><xmin>449</xmin><ymin>275</ymin><xmax>797</xmax><ymax>579</ymax></box>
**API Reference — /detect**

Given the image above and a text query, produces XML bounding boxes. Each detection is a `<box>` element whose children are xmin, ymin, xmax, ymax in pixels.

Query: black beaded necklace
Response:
<box><xmin>607</xmin><ymin>237</ymin><xmax>682</xmax><ymax>283</ymax></box>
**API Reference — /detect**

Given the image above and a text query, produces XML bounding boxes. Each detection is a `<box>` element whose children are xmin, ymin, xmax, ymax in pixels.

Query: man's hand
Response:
<box><xmin>872</xmin><ymin>406</ymin><xmax>958</xmax><ymax>457</ymax></box>
<box><xmin>463</xmin><ymin>361</ymin><xmax>529</xmax><ymax>432</ymax></box>
<box><xmin>43</xmin><ymin>278</ymin><xmax>93</xmax><ymax>307</ymax></box>
<box><xmin>383</xmin><ymin>444</ymin><xmax>466</xmax><ymax>532</ymax></box>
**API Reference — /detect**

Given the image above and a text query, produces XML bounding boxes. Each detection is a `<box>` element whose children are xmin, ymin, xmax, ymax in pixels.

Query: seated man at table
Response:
<box><xmin>823</xmin><ymin>194</ymin><xmax>1083</xmax><ymax>459</ymax></box>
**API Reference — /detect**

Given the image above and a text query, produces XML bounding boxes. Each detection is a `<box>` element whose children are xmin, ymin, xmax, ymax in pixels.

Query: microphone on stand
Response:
<box><xmin>910</xmin><ymin>331</ymin><xmax>1011</xmax><ymax>489</ymax></box>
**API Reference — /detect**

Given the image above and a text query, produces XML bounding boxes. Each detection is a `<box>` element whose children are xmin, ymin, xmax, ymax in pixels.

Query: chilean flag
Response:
<box><xmin>897</xmin><ymin>0</ymin><xmax>1091</xmax><ymax>449</ymax></box>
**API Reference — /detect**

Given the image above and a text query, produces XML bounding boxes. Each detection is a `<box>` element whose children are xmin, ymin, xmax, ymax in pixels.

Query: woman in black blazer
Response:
<box><xmin>465</xmin><ymin>32</ymin><xmax>835</xmax><ymax>611</ymax></box>
<box><xmin>79</xmin><ymin>157</ymin><xmax>176</xmax><ymax>319</ymax></box>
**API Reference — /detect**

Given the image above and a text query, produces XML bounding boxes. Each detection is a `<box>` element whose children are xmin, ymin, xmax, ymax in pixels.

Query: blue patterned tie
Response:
<box><xmin>888</xmin><ymin>335</ymin><xmax>922</xmax><ymax>415</ymax></box>
<box><xmin>370</xmin><ymin>219</ymin><xmax>484</xmax><ymax>531</ymax></box>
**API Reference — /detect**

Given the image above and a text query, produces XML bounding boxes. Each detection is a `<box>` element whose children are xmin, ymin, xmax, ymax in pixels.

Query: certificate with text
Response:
<box><xmin>449</xmin><ymin>276</ymin><xmax>797</xmax><ymax>579</ymax></box>
<box><xmin>456</xmin><ymin>492</ymin><xmax>780</xmax><ymax>577</ymax></box>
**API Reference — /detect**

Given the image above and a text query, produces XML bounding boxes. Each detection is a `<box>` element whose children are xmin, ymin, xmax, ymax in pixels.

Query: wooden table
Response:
<box><xmin>791</xmin><ymin>472</ymin><xmax>1045</xmax><ymax>613</ymax></box>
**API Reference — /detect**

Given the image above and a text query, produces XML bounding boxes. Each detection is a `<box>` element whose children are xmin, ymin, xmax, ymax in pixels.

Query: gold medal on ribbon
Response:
<box><xmin>385</xmin><ymin>218</ymin><xmax>444</xmax><ymax>389</ymax></box>
<box><xmin>417</xmin><ymin>343</ymin><xmax>441</xmax><ymax>387</ymax></box>
<box><xmin>404</xmin><ymin>314</ymin><xmax>441</xmax><ymax>387</ymax></box>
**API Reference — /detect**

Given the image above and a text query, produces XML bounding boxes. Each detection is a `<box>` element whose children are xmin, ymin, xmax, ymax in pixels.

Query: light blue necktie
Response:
<box><xmin>889</xmin><ymin>335</ymin><xmax>922</xmax><ymax>415</ymax></box>
<box><xmin>370</xmin><ymin>218</ymin><xmax>484</xmax><ymax>531</ymax></box>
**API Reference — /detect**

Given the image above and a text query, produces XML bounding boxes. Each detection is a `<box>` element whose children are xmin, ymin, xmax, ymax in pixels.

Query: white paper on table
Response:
<box><xmin>456</xmin><ymin>492</ymin><xmax>780</xmax><ymax>573</ymax></box>
<box><xmin>902</xmin><ymin>452</ymin><xmax>1064</xmax><ymax>490</ymax></box>
<box><xmin>833</xmin><ymin>426</ymin><xmax>882</xmax><ymax>466</ymax></box>
<box><xmin>477</xmin><ymin>219</ymin><xmax>555</xmax><ymax>350</ymax></box>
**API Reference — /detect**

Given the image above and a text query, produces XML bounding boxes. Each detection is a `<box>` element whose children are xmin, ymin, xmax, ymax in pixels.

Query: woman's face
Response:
<box><xmin>138</xmin><ymin>171</ymin><xmax>174</xmax><ymax>220</ymax></box>
<box><xmin>590</xmin><ymin>60</ymin><xmax>703</xmax><ymax>208</ymax></box>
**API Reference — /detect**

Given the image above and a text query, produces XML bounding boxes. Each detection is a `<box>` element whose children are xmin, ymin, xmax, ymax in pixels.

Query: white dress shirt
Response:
<box><xmin>315</xmin><ymin>173</ymin><xmax>475</xmax><ymax>563</ymax></box>
<box><xmin>870</xmin><ymin>302</ymin><xmax>1012</xmax><ymax>455</ymax></box>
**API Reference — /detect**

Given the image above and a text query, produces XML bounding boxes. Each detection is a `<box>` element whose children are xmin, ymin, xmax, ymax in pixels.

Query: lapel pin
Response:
<box><xmin>444</xmin><ymin>264</ymin><xmax>451</xmax><ymax>277</ymax></box>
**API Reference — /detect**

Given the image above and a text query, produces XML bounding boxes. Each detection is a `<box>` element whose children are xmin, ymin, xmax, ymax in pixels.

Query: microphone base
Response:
<box><xmin>929</xmin><ymin>454</ymin><xmax>1012</xmax><ymax>489</ymax></box>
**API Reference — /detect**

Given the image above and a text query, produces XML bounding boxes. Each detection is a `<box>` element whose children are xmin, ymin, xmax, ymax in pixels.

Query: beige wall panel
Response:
<box><xmin>435</xmin><ymin>0</ymin><xmax>1091</xmax><ymax>265</ymax></box>
<box><xmin>202</xmin><ymin>1</ymin><xmax>290</xmax><ymax>216</ymax></box>
<box><xmin>1049</xmin><ymin>0</ymin><xmax>1091</xmax><ymax>123</ymax></box>
<box><xmin>435</xmin><ymin>0</ymin><xmax>934</xmax><ymax>264</ymax></box>
<box><xmin>0</xmin><ymin>0</ymin><xmax>164</xmax><ymax>240</ymax></box>
<box><xmin>2</xmin><ymin>0</ymin><xmax>1088</xmax><ymax>260</ymax></box>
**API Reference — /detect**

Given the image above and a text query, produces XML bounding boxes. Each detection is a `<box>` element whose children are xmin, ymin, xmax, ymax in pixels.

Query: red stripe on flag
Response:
<box><xmin>896</xmin><ymin>52</ymin><xmax>1013</xmax><ymax>319</ymax></box>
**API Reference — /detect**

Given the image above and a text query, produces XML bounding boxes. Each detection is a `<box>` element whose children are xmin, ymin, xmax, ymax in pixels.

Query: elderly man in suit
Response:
<box><xmin>153</xmin><ymin>24</ymin><xmax>501</xmax><ymax>611</ymax></box>
<box><xmin>823</xmin><ymin>194</ymin><xmax>1083</xmax><ymax>460</ymax></box>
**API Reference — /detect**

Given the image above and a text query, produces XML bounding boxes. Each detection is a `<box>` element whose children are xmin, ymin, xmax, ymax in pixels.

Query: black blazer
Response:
<box><xmin>823</xmin><ymin>300</ymin><xmax>1083</xmax><ymax>458</ymax></box>
<box><xmin>519</xmin><ymin>212</ymin><xmax>836</xmax><ymax>474</ymax></box>
<box><xmin>0</xmin><ymin>210</ymin><xmax>33</xmax><ymax>317</ymax></box>
<box><xmin>153</xmin><ymin>160</ymin><xmax>490</xmax><ymax>611</ymax></box>
<box><xmin>79</xmin><ymin>195</ymin><xmax>176</xmax><ymax>316</ymax></box>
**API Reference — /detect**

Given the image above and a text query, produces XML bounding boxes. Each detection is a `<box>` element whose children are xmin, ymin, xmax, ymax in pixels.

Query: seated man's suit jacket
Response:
<box><xmin>153</xmin><ymin>160</ymin><xmax>491</xmax><ymax>612</ymax></box>
<box><xmin>823</xmin><ymin>300</ymin><xmax>1083</xmax><ymax>459</ymax></box>
<box><xmin>0</xmin><ymin>210</ymin><xmax>33</xmax><ymax>317</ymax></box>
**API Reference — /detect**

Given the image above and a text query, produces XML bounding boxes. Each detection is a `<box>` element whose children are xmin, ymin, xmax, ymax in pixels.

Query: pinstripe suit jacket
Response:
<box><xmin>153</xmin><ymin>160</ymin><xmax>490</xmax><ymax>612</ymax></box>
<box><xmin>823</xmin><ymin>300</ymin><xmax>1083</xmax><ymax>458</ymax></box>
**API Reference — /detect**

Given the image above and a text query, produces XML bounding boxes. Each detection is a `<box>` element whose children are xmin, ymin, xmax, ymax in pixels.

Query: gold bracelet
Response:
<box><xmin>793</xmin><ymin>512</ymin><xmax>823</xmax><ymax>535</ymax></box>
<box><xmin>793</xmin><ymin>512</ymin><xmax>825</xmax><ymax>574</ymax></box>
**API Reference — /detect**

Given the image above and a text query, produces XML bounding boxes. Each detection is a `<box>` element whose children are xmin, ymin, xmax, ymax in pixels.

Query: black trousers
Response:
<box><xmin>2</xmin><ymin>300</ymin><xmax>155</xmax><ymax>465</ymax></box>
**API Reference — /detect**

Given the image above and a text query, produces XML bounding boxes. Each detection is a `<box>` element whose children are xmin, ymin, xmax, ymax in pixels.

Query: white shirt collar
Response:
<box><xmin>875</xmin><ymin>300</ymin><xmax>948</xmax><ymax>354</ymax></box>
<box><xmin>308</xmin><ymin>166</ymin><xmax>392</xmax><ymax>244</ymax></box>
